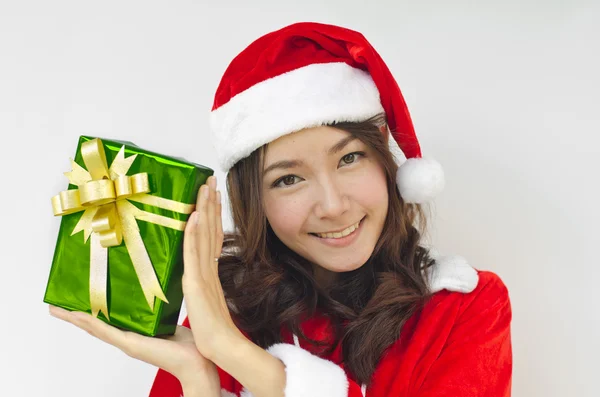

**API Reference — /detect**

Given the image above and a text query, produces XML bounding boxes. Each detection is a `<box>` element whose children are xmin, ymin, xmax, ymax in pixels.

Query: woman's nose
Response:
<box><xmin>314</xmin><ymin>179</ymin><xmax>349</xmax><ymax>219</ymax></box>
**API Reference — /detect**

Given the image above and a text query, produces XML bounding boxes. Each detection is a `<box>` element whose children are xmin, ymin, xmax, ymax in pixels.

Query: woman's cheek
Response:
<box><xmin>266</xmin><ymin>197</ymin><xmax>309</xmax><ymax>236</ymax></box>
<box><xmin>353</xmin><ymin>165</ymin><xmax>388</xmax><ymax>207</ymax></box>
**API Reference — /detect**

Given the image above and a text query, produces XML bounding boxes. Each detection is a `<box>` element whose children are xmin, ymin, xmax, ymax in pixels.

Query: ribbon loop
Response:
<box><xmin>79</xmin><ymin>178</ymin><xmax>116</xmax><ymax>206</ymax></box>
<box><xmin>52</xmin><ymin>189</ymin><xmax>82</xmax><ymax>216</ymax></box>
<box><xmin>130</xmin><ymin>173</ymin><xmax>150</xmax><ymax>195</ymax></box>
<box><xmin>98</xmin><ymin>229</ymin><xmax>122</xmax><ymax>248</ymax></box>
<box><xmin>114</xmin><ymin>174</ymin><xmax>132</xmax><ymax>197</ymax></box>
<box><xmin>91</xmin><ymin>204</ymin><xmax>116</xmax><ymax>233</ymax></box>
<box><xmin>81</xmin><ymin>138</ymin><xmax>111</xmax><ymax>180</ymax></box>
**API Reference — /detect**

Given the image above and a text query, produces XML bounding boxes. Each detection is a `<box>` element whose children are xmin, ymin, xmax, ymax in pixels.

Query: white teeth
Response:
<box><xmin>315</xmin><ymin>220</ymin><xmax>361</xmax><ymax>239</ymax></box>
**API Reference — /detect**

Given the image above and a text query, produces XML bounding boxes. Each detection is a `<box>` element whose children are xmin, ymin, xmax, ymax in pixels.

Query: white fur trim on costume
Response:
<box><xmin>267</xmin><ymin>343</ymin><xmax>349</xmax><ymax>397</ymax></box>
<box><xmin>210</xmin><ymin>62</ymin><xmax>385</xmax><ymax>172</ymax></box>
<box><xmin>184</xmin><ymin>391</ymin><xmax>237</xmax><ymax>397</ymax></box>
<box><xmin>396</xmin><ymin>157</ymin><xmax>445</xmax><ymax>203</ymax></box>
<box><xmin>424</xmin><ymin>254</ymin><xmax>479</xmax><ymax>294</ymax></box>
<box><xmin>238</xmin><ymin>343</ymin><xmax>349</xmax><ymax>397</ymax></box>
<box><xmin>234</xmin><ymin>256</ymin><xmax>475</xmax><ymax>397</ymax></box>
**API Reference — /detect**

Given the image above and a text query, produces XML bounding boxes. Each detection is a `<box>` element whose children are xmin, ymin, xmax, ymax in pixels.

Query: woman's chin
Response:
<box><xmin>314</xmin><ymin>258</ymin><xmax>368</xmax><ymax>274</ymax></box>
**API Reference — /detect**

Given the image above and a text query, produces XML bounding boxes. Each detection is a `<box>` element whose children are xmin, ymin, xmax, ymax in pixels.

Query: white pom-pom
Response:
<box><xmin>396</xmin><ymin>157</ymin><xmax>445</xmax><ymax>203</ymax></box>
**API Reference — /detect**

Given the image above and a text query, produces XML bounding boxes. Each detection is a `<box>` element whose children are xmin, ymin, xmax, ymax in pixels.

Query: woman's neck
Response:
<box><xmin>312</xmin><ymin>265</ymin><xmax>338</xmax><ymax>288</ymax></box>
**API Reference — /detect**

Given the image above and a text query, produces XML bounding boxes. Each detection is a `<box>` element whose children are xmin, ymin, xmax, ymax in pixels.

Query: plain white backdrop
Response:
<box><xmin>1</xmin><ymin>0</ymin><xmax>598</xmax><ymax>396</ymax></box>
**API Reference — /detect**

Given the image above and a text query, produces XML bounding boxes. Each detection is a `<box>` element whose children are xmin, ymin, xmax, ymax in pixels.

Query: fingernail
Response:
<box><xmin>216</xmin><ymin>190</ymin><xmax>221</xmax><ymax>203</ymax></box>
<box><xmin>209</xmin><ymin>175</ymin><xmax>217</xmax><ymax>188</ymax></box>
<box><xmin>203</xmin><ymin>185</ymin><xmax>209</xmax><ymax>198</ymax></box>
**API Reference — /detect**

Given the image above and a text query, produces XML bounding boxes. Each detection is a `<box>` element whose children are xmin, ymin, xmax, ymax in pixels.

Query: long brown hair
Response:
<box><xmin>218</xmin><ymin>113</ymin><xmax>437</xmax><ymax>386</ymax></box>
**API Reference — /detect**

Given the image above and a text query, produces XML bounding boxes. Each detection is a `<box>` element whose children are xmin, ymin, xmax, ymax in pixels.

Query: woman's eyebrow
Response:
<box><xmin>328</xmin><ymin>135</ymin><xmax>357</xmax><ymax>156</ymax></box>
<box><xmin>263</xmin><ymin>136</ymin><xmax>357</xmax><ymax>177</ymax></box>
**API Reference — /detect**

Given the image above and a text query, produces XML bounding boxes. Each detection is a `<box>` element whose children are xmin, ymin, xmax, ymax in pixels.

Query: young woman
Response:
<box><xmin>49</xmin><ymin>22</ymin><xmax>512</xmax><ymax>397</ymax></box>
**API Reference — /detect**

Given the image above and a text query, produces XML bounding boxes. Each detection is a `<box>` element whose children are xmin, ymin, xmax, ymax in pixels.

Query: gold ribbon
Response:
<box><xmin>51</xmin><ymin>138</ymin><xmax>195</xmax><ymax>320</ymax></box>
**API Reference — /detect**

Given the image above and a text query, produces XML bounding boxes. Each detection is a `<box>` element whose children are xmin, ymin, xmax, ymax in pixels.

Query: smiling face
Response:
<box><xmin>261</xmin><ymin>125</ymin><xmax>389</xmax><ymax>284</ymax></box>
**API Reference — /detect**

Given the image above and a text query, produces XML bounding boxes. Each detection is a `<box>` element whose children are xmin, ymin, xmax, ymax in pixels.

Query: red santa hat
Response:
<box><xmin>209</xmin><ymin>22</ymin><xmax>445</xmax><ymax>203</ymax></box>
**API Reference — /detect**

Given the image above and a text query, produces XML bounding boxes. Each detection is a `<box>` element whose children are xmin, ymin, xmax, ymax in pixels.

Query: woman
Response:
<box><xmin>49</xmin><ymin>22</ymin><xmax>512</xmax><ymax>397</ymax></box>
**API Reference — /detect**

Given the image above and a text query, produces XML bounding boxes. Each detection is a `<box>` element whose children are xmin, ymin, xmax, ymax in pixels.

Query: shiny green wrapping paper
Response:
<box><xmin>44</xmin><ymin>136</ymin><xmax>213</xmax><ymax>336</ymax></box>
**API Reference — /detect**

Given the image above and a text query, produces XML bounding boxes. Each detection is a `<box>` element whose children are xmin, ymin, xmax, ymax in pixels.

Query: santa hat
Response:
<box><xmin>209</xmin><ymin>22</ymin><xmax>445</xmax><ymax>203</ymax></box>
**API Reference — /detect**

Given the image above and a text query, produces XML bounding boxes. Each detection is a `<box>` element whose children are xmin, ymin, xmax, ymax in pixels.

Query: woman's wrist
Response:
<box><xmin>179</xmin><ymin>362</ymin><xmax>221</xmax><ymax>397</ymax></box>
<box><xmin>211</xmin><ymin>333</ymin><xmax>287</xmax><ymax>397</ymax></box>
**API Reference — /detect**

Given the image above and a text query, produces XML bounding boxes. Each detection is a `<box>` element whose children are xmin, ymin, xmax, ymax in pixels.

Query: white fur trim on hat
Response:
<box><xmin>396</xmin><ymin>157</ymin><xmax>445</xmax><ymax>203</ymax></box>
<box><xmin>210</xmin><ymin>62</ymin><xmax>385</xmax><ymax>172</ymax></box>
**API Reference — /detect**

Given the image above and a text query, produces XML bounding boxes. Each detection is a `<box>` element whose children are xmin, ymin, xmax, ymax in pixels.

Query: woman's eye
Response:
<box><xmin>340</xmin><ymin>151</ymin><xmax>365</xmax><ymax>165</ymax></box>
<box><xmin>275</xmin><ymin>175</ymin><xmax>300</xmax><ymax>187</ymax></box>
<box><xmin>271</xmin><ymin>151</ymin><xmax>366</xmax><ymax>189</ymax></box>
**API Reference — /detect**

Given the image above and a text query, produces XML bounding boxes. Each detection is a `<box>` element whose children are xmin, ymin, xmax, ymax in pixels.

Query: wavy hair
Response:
<box><xmin>217</xmin><ymin>113</ymin><xmax>437</xmax><ymax>386</ymax></box>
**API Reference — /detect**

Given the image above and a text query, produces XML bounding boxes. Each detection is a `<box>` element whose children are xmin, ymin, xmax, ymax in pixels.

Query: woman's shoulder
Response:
<box><xmin>423</xmin><ymin>268</ymin><xmax>512</xmax><ymax>327</ymax></box>
<box><xmin>382</xmin><ymin>269</ymin><xmax>513</xmax><ymax>396</ymax></box>
<box><xmin>469</xmin><ymin>269</ymin><xmax>510</xmax><ymax>299</ymax></box>
<box><xmin>390</xmin><ymin>269</ymin><xmax>511</xmax><ymax>361</ymax></box>
<box><xmin>451</xmin><ymin>269</ymin><xmax>510</xmax><ymax>307</ymax></box>
<box><xmin>424</xmin><ymin>249</ymin><xmax>510</xmax><ymax>308</ymax></box>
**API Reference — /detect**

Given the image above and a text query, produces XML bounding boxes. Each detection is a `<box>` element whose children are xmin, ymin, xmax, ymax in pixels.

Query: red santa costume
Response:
<box><xmin>149</xmin><ymin>22</ymin><xmax>512</xmax><ymax>397</ymax></box>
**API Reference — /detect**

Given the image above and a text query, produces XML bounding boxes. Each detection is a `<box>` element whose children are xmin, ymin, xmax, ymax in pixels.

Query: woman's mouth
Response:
<box><xmin>308</xmin><ymin>216</ymin><xmax>366</xmax><ymax>247</ymax></box>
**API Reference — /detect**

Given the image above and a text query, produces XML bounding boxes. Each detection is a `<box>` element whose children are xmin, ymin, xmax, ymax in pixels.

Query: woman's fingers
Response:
<box><xmin>50</xmin><ymin>305</ymin><xmax>130</xmax><ymax>354</ymax></box>
<box><xmin>214</xmin><ymin>190</ymin><xmax>224</xmax><ymax>277</ymax></box>
<box><xmin>213</xmin><ymin>189</ymin><xmax>227</xmax><ymax>313</ymax></box>
<box><xmin>196</xmin><ymin>185</ymin><xmax>211</xmax><ymax>283</ymax></box>
<box><xmin>206</xmin><ymin>176</ymin><xmax>217</xmax><ymax>278</ymax></box>
<box><xmin>49</xmin><ymin>305</ymin><xmax>192</xmax><ymax>375</ymax></box>
<box><xmin>183</xmin><ymin>209</ymin><xmax>201</xmax><ymax>286</ymax></box>
<box><xmin>185</xmin><ymin>176</ymin><xmax>221</xmax><ymax>287</ymax></box>
<box><xmin>183</xmin><ymin>178</ymin><xmax>211</xmax><ymax>286</ymax></box>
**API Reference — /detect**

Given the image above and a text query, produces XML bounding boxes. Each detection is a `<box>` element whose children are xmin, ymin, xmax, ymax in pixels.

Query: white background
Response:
<box><xmin>1</xmin><ymin>0</ymin><xmax>598</xmax><ymax>396</ymax></box>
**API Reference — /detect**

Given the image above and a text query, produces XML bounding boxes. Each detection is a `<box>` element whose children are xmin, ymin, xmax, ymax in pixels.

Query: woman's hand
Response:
<box><xmin>182</xmin><ymin>175</ymin><xmax>245</xmax><ymax>362</ymax></box>
<box><xmin>48</xmin><ymin>304</ymin><xmax>215</xmax><ymax>385</ymax></box>
<box><xmin>47</xmin><ymin>175</ymin><xmax>243</xmax><ymax>389</ymax></box>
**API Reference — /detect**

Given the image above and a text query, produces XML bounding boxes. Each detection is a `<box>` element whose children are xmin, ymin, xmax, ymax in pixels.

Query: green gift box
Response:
<box><xmin>44</xmin><ymin>136</ymin><xmax>213</xmax><ymax>336</ymax></box>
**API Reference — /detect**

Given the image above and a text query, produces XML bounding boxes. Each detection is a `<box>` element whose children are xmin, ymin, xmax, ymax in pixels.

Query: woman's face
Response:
<box><xmin>262</xmin><ymin>125</ymin><xmax>389</xmax><ymax>281</ymax></box>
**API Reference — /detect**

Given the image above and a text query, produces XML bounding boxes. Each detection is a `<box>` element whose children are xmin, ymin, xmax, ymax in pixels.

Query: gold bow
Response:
<box><xmin>51</xmin><ymin>138</ymin><xmax>195</xmax><ymax>319</ymax></box>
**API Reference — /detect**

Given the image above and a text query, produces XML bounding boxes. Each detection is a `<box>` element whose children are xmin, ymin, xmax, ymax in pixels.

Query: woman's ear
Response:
<box><xmin>379</xmin><ymin>124</ymin><xmax>389</xmax><ymax>144</ymax></box>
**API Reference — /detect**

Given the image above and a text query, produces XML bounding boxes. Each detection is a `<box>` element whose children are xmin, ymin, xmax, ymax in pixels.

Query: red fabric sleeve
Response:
<box><xmin>416</xmin><ymin>271</ymin><xmax>513</xmax><ymax>396</ymax></box>
<box><xmin>148</xmin><ymin>316</ymin><xmax>241</xmax><ymax>396</ymax></box>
